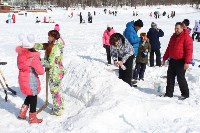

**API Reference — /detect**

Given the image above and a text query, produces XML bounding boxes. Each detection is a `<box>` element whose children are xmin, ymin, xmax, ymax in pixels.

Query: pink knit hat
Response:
<box><xmin>54</xmin><ymin>24</ymin><xmax>60</xmax><ymax>31</ymax></box>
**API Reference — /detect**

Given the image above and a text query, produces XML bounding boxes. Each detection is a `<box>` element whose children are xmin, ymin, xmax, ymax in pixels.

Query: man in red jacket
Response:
<box><xmin>162</xmin><ymin>22</ymin><xmax>193</xmax><ymax>100</ymax></box>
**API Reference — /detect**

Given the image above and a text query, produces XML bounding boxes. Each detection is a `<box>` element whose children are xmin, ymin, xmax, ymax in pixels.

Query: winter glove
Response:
<box><xmin>40</xmin><ymin>58</ymin><xmax>50</xmax><ymax>68</ymax></box>
<box><xmin>103</xmin><ymin>44</ymin><xmax>106</xmax><ymax>48</ymax></box>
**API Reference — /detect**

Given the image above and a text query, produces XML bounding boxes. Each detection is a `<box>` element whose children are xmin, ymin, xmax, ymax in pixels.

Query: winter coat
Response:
<box><xmin>102</xmin><ymin>29</ymin><xmax>115</xmax><ymax>46</ymax></box>
<box><xmin>163</xmin><ymin>29</ymin><xmax>193</xmax><ymax>64</ymax></box>
<box><xmin>184</xmin><ymin>27</ymin><xmax>192</xmax><ymax>34</ymax></box>
<box><xmin>16</xmin><ymin>46</ymin><xmax>45</xmax><ymax>96</ymax></box>
<box><xmin>136</xmin><ymin>41</ymin><xmax>151</xmax><ymax>64</ymax></box>
<box><xmin>35</xmin><ymin>38</ymin><xmax>65</xmax><ymax>92</ymax></box>
<box><xmin>147</xmin><ymin>28</ymin><xmax>164</xmax><ymax>51</ymax></box>
<box><xmin>193</xmin><ymin>20</ymin><xmax>200</xmax><ymax>33</ymax></box>
<box><xmin>110</xmin><ymin>36</ymin><xmax>134</xmax><ymax>63</ymax></box>
<box><xmin>124</xmin><ymin>21</ymin><xmax>141</xmax><ymax>56</ymax></box>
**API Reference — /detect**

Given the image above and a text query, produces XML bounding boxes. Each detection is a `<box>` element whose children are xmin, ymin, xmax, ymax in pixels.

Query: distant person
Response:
<box><xmin>162</xmin><ymin>22</ymin><xmax>193</xmax><ymax>100</ymax></box>
<box><xmin>149</xmin><ymin>12</ymin><xmax>152</xmax><ymax>17</ymax></box>
<box><xmin>114</xmin><ymin>11</ymin><xmax>117</xmax><ymax>16</ymax></box>
<box><xmin>71</xmin><ymin>12</ymin><xmax>73</xmax><ymax>18</ymax></box>
<box><xmin>102</xmin><ymin>24</ymin><xmax>115</xmax><ymax>65</ymax></box>
<box><xmin>36</xmin><ymin>16</ymin><xmax>40</xmax><ymax>23</ymax></box>
<box><xmin>80</xmin><ymin>12</ymin><xmax>83</xmax><ymax>23</ymax></box>
<box><xmin>12</xmin><ymin>14</ymin><xmax>16</xmax><ymax>23</ymax></box>
<box><xmin>110</xmin><ymin>33</ymin><xmax>134</xmax><ymax>86</ymax></box>
<box><xmin>163</xmin><ymin>11</ymin><xmax>166</xmax><ymax>16</ymax></box>
<box><xmin>133</xmin><ymin>11</ymin><xmax>135</xmax><ymax>16</ymax></box>
<box><xmin>8</xmin><ymin>13</ymin><xmax>11</xmax><ymax>23</ymax></box>
<box><xmin>88</xmin><ymin>12</ymin><xmax>92</xmax><ymax>23</ymax></box>
<box><xmin>147</xmin><ymin>22</ymin><xmax>164</xmax><ymax>67</ymax></box>
<box><xmin>44</xmin><ymin>16</ymin><xmax>46</xmax><ymax>23</ymax></box>
<box><xmin>192</xmin><ymin>20</ymin><xmax>200</xmax><ymax>42</ymax></box>
<box><xmin>104</xmin><ymin>9</ymin><xmax>107</xmax><ymax>14</ymax></box>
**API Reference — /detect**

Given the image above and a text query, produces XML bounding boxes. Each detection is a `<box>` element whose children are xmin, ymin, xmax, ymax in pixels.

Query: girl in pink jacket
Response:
<box><xmin>102</xmin><ymin>24</ymin><xmax>115</xmax><ymax>65</ymax></box>
<box><xmin>17</xmin><ymin>34</ymin><xmax>45</xmax><ymax>124</ymax></box>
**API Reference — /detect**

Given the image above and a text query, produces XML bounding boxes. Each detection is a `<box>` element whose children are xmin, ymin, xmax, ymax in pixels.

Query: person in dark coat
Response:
<box><xmin>147</xmin><ymin>22</ymin><xmax>164</xmax><ymax>67</ymax></box>
<box><xmin>162</xmin><ymin>22</ymin><xmax>193</xmax><ymax>100</ymax></box>
<box><xmin>88</xmin><ymin>12</ymin><xmax>92</xmax><ymax>23</ymax></box>
<box><xmin>80</xmin><ymin>12</ymin><xmax>83</xmax><ymax>23</ymax></box>
<box><xmin>132</xmin><ymin>33</ymin><xmax>151</xmax><ymax>82</ymax></box>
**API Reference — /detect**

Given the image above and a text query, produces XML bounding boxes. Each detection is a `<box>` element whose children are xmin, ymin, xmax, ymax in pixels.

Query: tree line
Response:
<box><xmin>16</xmin><ymin>0</ymin><xmax>200</xmax><ymax>9</ymax></box>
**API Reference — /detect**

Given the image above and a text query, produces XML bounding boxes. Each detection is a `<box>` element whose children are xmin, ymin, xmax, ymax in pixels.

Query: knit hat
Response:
<box><xmin>19</xmin><ymin>34</ymin><xmax>35</xmax><ymax>48</ymax></box>
<box><xmin>151</xmin><ymin>22</ymin><xmax>157</xmax><ymax>28</ymax></box>
<box><xmin>140</xmin><ymin>32</ymin><xmax>147</xmax><ymax>37</ymax></box>
<box><xmin>54</xmin><ymin>24</ymin><xmax>60</xmax><ymax>31</ymax></box>
<box><xmin>134</xmin><ymin>19</ymin><xmax>143</xmax><ymax>27</ymax></box>
<box><xmin>182</xmin><ymin>19</ymin><xmax>190</xmax><ymax>26</ymax></box>
<box><xmin>107</xmin><ymin>24</ymin><xmax>112</xmax><ymax>28</ymax></box>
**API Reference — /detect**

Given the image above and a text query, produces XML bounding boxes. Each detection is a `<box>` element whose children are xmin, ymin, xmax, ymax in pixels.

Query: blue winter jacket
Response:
<box><xmin>124</xmin><ymin>21</ymin><xmax>141</xmax><ymax>56</ymax></box>
<box><xmin>147</xmin><ymin>28</ymin><xmax>164</xmax><ymax>51</ymax></box>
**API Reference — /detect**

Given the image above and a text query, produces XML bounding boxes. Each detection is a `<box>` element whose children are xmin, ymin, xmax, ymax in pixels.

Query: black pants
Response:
<box><xmin>133</xmin><ymin>62</ymin><xmax>146</xmax><ymax>80</ymax></box>
<box><xmin>105</xmin><ymin>45</ymin><xmax>111</xmax><ymax>64</ymax></box>
<box><xmin>165</xmin><ymin>59</ymin><xmax>189</xmax><ymax>98</ymax></box>
<box><xmin>192</xmin><ymin>32</ymin><xmax>200</xmax><ymax>41</ymax></box>
<box><xmin>24</xmin><ymin>95</ymin><xmax>37</xmax><ymax>113</ymax></box>
<box><xmin>119</xmin><ymin>55</ymin><xmax>134</xmax><ymax>86</ymax></box>
<box><xmin>150</xmin><ymin>49</ymin><xmax>161</xmax><ymax>67</ymax></box>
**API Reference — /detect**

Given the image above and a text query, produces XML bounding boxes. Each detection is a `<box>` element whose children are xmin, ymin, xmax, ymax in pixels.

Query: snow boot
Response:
<box><xmin>29</xmin><ymin>112</ymin><xmax>43</xmax><ymax>124</ymax></box>
<box><xmin>18</xmin><ymin>104</ymin><xmax>28</xmax><ymax>119</ymax></box>
<box><xmin>51</xmin><ymin>108</ymin><xmax>62</xmax><ymax>116</ymax></box>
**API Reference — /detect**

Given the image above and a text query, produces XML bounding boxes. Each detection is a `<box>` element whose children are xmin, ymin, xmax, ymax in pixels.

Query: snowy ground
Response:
<box><xmin>0</xmin><ymin>5</ymin><xmax>200</xmax><ymax>133</ymax></box>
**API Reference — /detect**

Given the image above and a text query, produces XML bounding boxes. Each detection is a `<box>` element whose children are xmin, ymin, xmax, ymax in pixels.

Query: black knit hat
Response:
<box><xmin>182</xmin><ymin>19</ymin><xmax>190</xmax><ymax>26</ymax></box>
<box><xmin>134</xmin><ymin>19</ymin><xmax>143</xmax><ymax>27</ymax></box>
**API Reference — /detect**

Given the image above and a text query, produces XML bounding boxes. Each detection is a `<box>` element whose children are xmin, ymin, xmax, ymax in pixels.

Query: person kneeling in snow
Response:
<box><xmin>34</xmin><ymin>30</ymin><xmax>65</xmax><ymax>116</ymax></box>
<box><xmin>17</xmin><ymin>34</ymin><xmax>45</xmax><ymax>124</ymax></box>
<box><xmin>110</xmin><ymin>33</ymin><xmax>134</xmax><ymax>86</ymax></box>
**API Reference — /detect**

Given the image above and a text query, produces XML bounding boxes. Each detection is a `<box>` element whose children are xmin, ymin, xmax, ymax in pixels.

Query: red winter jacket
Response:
<box><xmin>163</xmin><ymin>29</ymin><xmax>193</xmax><ymax>64</ymax></box>
<box><xmin>16</xmin><ymin>46</ymin><xmax>45</xmax><ymax>96</ymax></box>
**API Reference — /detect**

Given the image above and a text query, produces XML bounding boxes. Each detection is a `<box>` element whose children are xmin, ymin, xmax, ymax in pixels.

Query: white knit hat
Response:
<box><xmin>19</xmin><ymin>34</ymin><xmax>35</xmax><ymax>48</ymax></box>
<box><xmin>107</xmin><ymin>24</ymin><xmax>112</xmax><ymax>28</ymax></box>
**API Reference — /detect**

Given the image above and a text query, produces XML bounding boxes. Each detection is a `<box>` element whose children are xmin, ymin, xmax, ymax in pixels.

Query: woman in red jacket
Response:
<box><xmin>17</xmin><ymin>34</ymin><xmax>45</xmax><ymax>124</ymax></box>
<box><xmin>162</xmin><ymin>22</ymin><xmax>193</xmax><ymax>100</ymax></box>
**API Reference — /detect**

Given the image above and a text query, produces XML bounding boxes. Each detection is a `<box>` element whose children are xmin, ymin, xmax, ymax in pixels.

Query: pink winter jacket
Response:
<box><xmin>102</xmin><ymin>29</ymin><xmax>115</xmax><ymax>46</ymax></box>
<box><xmin>16</xmin><ymin>46</ymin><xmax>45</xmax><ymax>96</ymax></box>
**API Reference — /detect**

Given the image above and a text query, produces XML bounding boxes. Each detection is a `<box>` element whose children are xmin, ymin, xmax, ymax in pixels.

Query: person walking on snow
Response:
<box><xmin>147</xmin><ymin>22</ymin><xmax>164</xmax><ymax>67</ymax></box>
<box><xmin>102</xmin><ymin>24</ymin><xmax>115</xmax><ymax>65</ymax></box>
<box><xmin>110</xmin><ymin>33</ymin><xmax>134</xmax><ymax>86</ymax></box>
<box><xmin>17</xmin><ymin>34</ymin><xmax>45</xmax><ymax>124</ymax></box>
<box><xmin>124</xmin><ymin>19</ymin><xmax>143</xmax><ymax>57</ymax></box>
<box><xmin>34</xmin><ymin>30</ymin><xmax>65</xmax><ymax>116</ymax></box>
<box><xmin>162</xmin><ymin>22</ymin><xmax>193</xmax><ymax>100</ymax></box>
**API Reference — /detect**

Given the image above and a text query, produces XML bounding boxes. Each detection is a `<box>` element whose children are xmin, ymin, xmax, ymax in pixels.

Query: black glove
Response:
<box><xmin>0</xmin><ymin>62</ymin><xmax>7</xmax><ymax>65</ymax></box>
<box><xmin>103</xmin><ymin>44</ymin><xmax>106</xmax><ymax>48</ymax></box>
